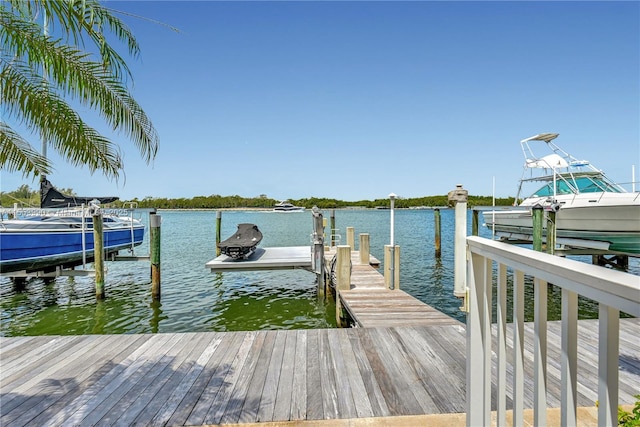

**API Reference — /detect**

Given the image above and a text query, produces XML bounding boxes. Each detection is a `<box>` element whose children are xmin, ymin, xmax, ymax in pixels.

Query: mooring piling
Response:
<box><xmin>215</xmin><ymin>211</ymin><xmax>222</xmax><ymax>257</ymax></box>
<box><xmin>434</xmin><ymin>208</ymin><xmax>441</xmax><ymax>258</ymax></box>
<box><xmin>532</xmin><ymin>204</ymin><xmax>544</xmax><ymax>252</ymax></box>
<box><xmin>150</xmin><ymin>211</ymin><xmax>161</xmax><ymax>300</ymax></box>
<box><xmin>93</xmin><ymin>212</ymin><xmax>105</xmax><ymax>299</ymax></box>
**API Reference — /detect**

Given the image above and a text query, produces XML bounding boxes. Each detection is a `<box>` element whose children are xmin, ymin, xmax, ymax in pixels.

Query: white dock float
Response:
<box><xmin>205</xmin><ymin>246</ymin><xmax>312</xmax><ymax>271</ymax></box>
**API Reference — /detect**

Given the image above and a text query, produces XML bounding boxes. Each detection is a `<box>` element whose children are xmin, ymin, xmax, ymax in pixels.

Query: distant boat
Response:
<box><xmin>273</xmin><ymin>201</ymin><xmax>305</xmax><ymax>212</ymax></box>
<box><xmin>483</xmin><ymin>133</ymin><xmax>640</xmax><ymax>253</ymax></box>
<box><xmin>218</xmin><ymin>223</ymin><xmax>263</xmax><ymax>259</ymax></box>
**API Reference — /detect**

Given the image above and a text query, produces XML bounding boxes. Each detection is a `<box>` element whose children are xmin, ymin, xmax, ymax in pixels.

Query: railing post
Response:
<box><xmin>561</xmin><ymin>288</ymin><xmax>578</xmax><ymax>426</ymax></box>
<box><xmin>598</xmin><ymin>304</ymin><xmax>620</xmax><ymax>426</ymax></box>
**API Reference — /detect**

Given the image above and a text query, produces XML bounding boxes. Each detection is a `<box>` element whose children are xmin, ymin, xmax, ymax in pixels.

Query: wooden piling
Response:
<box><xmin>215</xmin><ymin>211</ymin><xmax>222</xmax><ymax>257</ymax></box>
<box><xmin>150</xmin><ymin>212</ymin><xmax>161</xmax><ymax>300</ymax></box>
<box><xmin>312</xmin><ymin>207</ymin><xmax>325</xmax><ymax>298</ymax></box>
<box><xmin>359</xmin><ymin>233</ymin><xmax>370</xmax><ymax>265</ymax></box>
<box><xmin>547</xmin><ymin>210</ymin><xmax>556</xmax><ymax>255</ymax></box>
<box><xmin>434</xmin><ymin>208</ymin><xmax>441</xmax><ymax>258</ymax></box>
<box><xmin>532</xmin><ymin>204</ymin><xmax>544</xmax><ymax>252</ymax></box>
<box><xmin>335</xmin><ymin>245</ymin><xmax>351</xmax><ymax>327</ymax></box>
<box><xmin>92</xmin><ymin>212</ymin><xmax>105</xmax><ymax>299</ymax></box>
<box><xmin>384</xmin><ymin>245</ymin><xmax>400</xmax><ymax>290</ymax></box>
<box><xmin>472</xmin><ymin>209</ymin><xmax>479</xmax><ymax>236</ymax></box>
<box><xmin>330</xmin><ymin>210</ymin><xmax>336</xmax><ymax>246</ymax></box>
<box><xmin>346</xmin><ymin>226</ymin><xmax>355</xmax><ymax>249</ymax></box>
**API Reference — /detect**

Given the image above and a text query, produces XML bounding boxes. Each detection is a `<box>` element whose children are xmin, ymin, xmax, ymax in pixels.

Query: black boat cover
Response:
<box><xmin>40</xmin><ymin>178</ymin><xmax>119</xmax><ymax>208</ymax></box>
<box><xmin>218</xmin><ymin>223</ymin><xmax>263</xmax><ymax>259</ymax></box>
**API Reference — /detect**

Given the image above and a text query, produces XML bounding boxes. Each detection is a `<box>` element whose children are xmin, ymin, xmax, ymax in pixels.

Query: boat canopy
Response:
<box><xmin>525</xmin><ymin>153</ymin><xmax>569</xmax><ymax>169</ymax></box>
<box><xmin>40</xmin><ymin>178</ymin><xmax>118</xmax><ymax>208</ymax></box>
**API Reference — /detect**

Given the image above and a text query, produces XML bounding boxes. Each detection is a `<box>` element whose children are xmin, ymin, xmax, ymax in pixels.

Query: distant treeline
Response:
<box><xmin>1</xmin><ymin>185</ymin><xmax>515</xmax><ymax>209</ymax></box>
<box><xmin>127</xmin><ymin>194</ymin><xmax>515</xmax><ymax>209</ymax></box>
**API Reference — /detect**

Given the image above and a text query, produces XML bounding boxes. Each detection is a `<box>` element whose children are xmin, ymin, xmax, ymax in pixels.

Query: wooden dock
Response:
<box><xmin>324</xmin><ymin>247</ymin><xmax>461</xmax><ymax>328</ymax></box>
<box><xmin>1</xmin><ymin>319</ymin><xmax>639</xmax><ymax>426</ymax></box>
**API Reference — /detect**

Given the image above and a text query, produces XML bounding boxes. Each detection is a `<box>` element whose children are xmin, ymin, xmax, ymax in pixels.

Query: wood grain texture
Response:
<box><xmin>1</xmin><ymin>319</ymin><xmax>638</xmax><ymax>426</ymax></box>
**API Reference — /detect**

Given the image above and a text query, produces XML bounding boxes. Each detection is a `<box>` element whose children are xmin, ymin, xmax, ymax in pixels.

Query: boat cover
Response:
<box><xmin>40</xmin><ymin>178</ymin><xmax>119</xmax><ymax>208</ymax></box>
<box><xmin>218</xmin><ymin>223</ymin><xmax>263</xmax><ymax>259</ymax></box>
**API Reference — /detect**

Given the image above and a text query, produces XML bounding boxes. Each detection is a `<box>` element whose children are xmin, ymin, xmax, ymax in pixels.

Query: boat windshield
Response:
<box><xmin>531</xmin><ymin>175</ymin><xmax>624</xmax><ymax>197</ymax></box>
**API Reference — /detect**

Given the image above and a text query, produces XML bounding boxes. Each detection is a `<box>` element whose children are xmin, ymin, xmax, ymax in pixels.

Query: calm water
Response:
<box><xmin>1</xmin><ymin>209</ymin><xmax>637</xmax><ymax>337</ymax></box>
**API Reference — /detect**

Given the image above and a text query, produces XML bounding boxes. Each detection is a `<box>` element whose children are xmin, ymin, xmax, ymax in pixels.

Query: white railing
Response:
<box><xmin>465</xmin><ymin>236</ymin><xmax>640</xmax><ymax>427</ymax></box>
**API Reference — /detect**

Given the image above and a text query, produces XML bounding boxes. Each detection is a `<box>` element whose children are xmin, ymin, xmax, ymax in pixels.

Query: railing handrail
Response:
<box><xmin>465</xmin><ymin>235</ymin><xmax>640</xmax><ymax>427</ymax></box>
<box><xmin>467</xmin><ymin>236</ymin><xmax>640</xmax><ymax>315</ymax></box>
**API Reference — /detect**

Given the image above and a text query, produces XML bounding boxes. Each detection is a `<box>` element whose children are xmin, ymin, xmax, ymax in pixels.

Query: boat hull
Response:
<box><xmin>484</xmin><ymin>202</ymin><xmax>640</xmax><ymax>253</ymax></box>
<box><xmin>0</xmin><ymin>226</ymin><xmax>145</xmax><ymax>273</ymax></box>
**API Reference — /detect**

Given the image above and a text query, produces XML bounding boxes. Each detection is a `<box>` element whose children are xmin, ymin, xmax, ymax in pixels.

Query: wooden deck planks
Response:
<box><xmin>325</xmin><ymin>248</ymin><xmax>463</xmax><ymax>328</ymax></box>
<box><xmin>2</xmin><ymin>320</ymin><xmax>639</xmax><ymax>426</ymax></box>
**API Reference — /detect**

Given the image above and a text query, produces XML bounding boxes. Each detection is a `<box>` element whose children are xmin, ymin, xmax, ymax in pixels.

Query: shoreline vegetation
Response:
<box><xmin>1</xmin><ymin>185</ymin><xmax>515</xmax><ymax>210</ymax></box>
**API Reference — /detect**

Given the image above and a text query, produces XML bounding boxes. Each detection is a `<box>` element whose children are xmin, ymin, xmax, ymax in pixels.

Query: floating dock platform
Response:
<box><xmin>205</xmin><ymin>246</ymin><xmax>312</xmax><ymax>272</ymax></box>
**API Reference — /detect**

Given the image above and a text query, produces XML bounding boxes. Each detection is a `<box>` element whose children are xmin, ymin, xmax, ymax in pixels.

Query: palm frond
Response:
<box><xmin>0</xmin><ymin>122</ymin><xmax>52</xmax><ymax>176</ymax></box>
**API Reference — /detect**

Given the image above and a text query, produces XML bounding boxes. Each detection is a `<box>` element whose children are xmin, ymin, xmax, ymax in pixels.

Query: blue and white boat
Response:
<box><xmin>0</xmin><ymin>181</ymin><xmax>144</xmax><ymax>274</ymax></box>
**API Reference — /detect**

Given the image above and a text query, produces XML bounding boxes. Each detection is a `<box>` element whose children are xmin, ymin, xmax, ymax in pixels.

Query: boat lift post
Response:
<box><xmin>311</xmin><ymin>207</ymin><xmax>325</xmax><ymax>297</ymax></box>
<box><xmin>385</xmin><ymin>193</ymin><xmax>398</xmax><ymax>290</ymax></box>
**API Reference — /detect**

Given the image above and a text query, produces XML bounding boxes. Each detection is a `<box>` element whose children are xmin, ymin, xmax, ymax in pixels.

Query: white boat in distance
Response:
<box><xmin>273</xmin><ymin>201</ymin><xmax>305</xmax><ymax>212</ymax></box>
<box><xmin>484</xmin><ymin>133</ymin><xmax>640</xmax><ymax>254</ymax></box>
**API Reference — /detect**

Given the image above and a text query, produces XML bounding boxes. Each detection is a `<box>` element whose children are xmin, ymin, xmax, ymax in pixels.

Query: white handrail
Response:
<box><xmin>465</xmin><ymin>236</ymin><xmax>640</xmax><ymax>427</ymax></box>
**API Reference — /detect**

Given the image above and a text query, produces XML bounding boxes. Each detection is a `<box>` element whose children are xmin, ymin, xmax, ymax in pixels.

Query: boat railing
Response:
<box><xmin>465</xmin><ymin>235</ymin><xmax>639</xmax><ymax>426</ymax></box>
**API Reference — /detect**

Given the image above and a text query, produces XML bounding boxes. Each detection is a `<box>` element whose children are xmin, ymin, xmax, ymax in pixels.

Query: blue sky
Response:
<box><xmin>2</xmin><ymin>1</ymin><xmax>639</xmax><ymax>202</ymax></box>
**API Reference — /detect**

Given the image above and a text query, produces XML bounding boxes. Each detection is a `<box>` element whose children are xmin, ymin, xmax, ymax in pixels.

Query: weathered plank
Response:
<box><xmin>1</xmin><ymin>320</ymin><xmax>638</xmax><ymax>426</ymax></box>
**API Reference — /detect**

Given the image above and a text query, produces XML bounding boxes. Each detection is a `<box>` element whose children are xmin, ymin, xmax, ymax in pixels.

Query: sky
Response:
<box><xmin>2</xmin><ymin>0</ymin><xmax>639</xmax><ymax>202</ymax></box>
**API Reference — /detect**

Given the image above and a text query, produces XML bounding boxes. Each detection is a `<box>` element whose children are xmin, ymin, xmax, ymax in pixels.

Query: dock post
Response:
<box><xmin>472</xmin><ymin>209</ymin><xmax>479</xmax><ymax>236</ymax></box>
<box><xmin>150</xmin><ymin>212</ymin><xmax>161</xmax><ymax>300</ymax></box>
<box><xmin>547</xmin><ymin>209</ymin><xmax>556</xmax><ymax>255</ymax></box>
<box><xmin>384</xmin><ymin>245</ymin><xmax>400</xmax><ymax>289</ymax></box>
<box><xmin>346</xmin><ymin>227</ymin><xmax>355</xmax><ymax>249</ymax></box>
<box><xmin>448</xmin><ymin>184</ymin><xmax>468</xmax><ymax>299</ymax></box>
<box><xmin>312</xmin><ymin>207</ymin><xmax>325</xmax><ymax>298</ymax></box>
<box><xmin>532</xmin><ymin>204</ymin><xmax>544</xmax><ymax>252</ymax></box>
<box><xmin>92</xmin><ymin>212</ymin><xmax>105</xmax><ymax>299</ymax></box>
<box><xmin>330</xmin><ymin>210</ymin><xmax>336</xmax><ymax>246</ymax></box>
<box><xmin>216</xmin><ymin>211</ymin><xmax>222</xmax><ymax>257</ymax></box>
<box><xmin>359</xmin><ymin>233</ymin><xmax>370</xmax><ymax>265</ymax></box>
<box><xmin>434</xmin><ymin>208</ymin><xmax>441</xmax><ymax>258</ymax></box>
<box><xmin>336</xmin><ymin>245</ymin><xmax>351</xmax><ymax>327</ymax></box>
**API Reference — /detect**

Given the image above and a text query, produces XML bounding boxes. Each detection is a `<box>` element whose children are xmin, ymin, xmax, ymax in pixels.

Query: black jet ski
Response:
<box><xmin>217</xmin><ymin>223</ymin><xmax>263</xmax><ymax>260</ymax></box>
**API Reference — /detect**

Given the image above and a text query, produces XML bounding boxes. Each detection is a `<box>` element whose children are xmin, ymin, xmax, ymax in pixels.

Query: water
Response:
<box><xmin>1</xmin><ymin>209</ymin><xmax>637</xmax><ymax>337</ymax></box>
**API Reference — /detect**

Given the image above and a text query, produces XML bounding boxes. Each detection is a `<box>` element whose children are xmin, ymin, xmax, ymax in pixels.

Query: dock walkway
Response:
<box><xmin>2</xmin><ymin>319</ymin><xmax>639</xmax><ymax>426</ymax></box>
<box><xmin>324</xmin><ymin>247</ymin><xmax>461</xmax><ymax>328</ymax></box>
